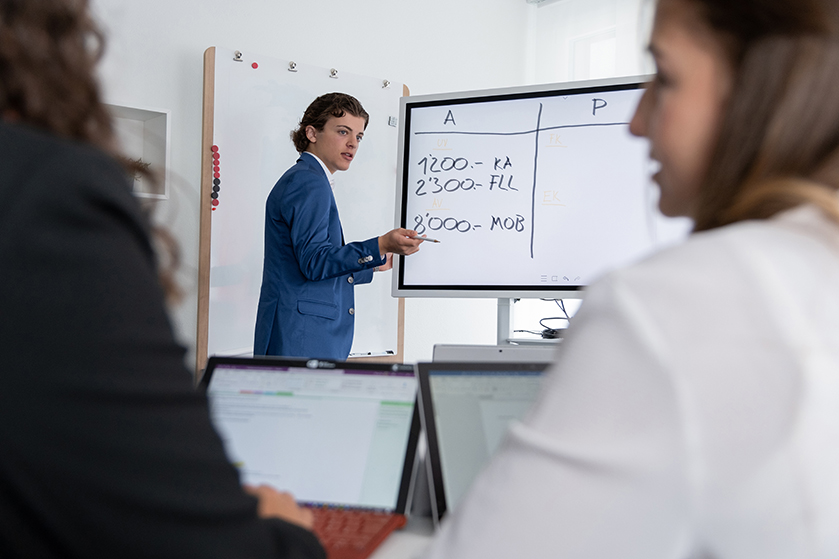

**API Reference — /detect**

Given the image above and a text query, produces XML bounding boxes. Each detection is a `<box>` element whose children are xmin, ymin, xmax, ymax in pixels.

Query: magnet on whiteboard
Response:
<box><xmin>288</xmin><ymin>61</ymin><xmax>297</xmax><ymax>72</ymax></box>
<box><xmin>233</xmin><ymin>51</ymin><xmax>243</xmax><ymax>62</ymax></box>
<box><xmin>382</xmin><ymin>80</ymin><xmax>391</xmax><ymax>89</ymax></box>
<box><xmin>388</xmin><ymin>116</ymin><xmax>398</xmax><ymax>127</ymax></box>
<box><xmin>329</xmin><ymin>68</ymin><xmax>339</xmax><ymax>79</ymax></box>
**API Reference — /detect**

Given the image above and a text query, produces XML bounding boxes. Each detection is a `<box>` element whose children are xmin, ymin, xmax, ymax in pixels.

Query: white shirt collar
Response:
<box><xmin>305</xmin><ymin>151</ymin><xmax>335</xmax><ymax>188</ymax></box>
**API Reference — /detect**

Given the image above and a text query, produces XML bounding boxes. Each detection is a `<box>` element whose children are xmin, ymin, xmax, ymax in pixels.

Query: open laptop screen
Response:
<box><xmin>417</xmin><ymin>361</ymin><xmax>550</xmax><ymax>523</ymax></box>
<box><xmin>202</xmin><ymin>356</ymin><xmax>419</xmax><ymax>512</ymax></box>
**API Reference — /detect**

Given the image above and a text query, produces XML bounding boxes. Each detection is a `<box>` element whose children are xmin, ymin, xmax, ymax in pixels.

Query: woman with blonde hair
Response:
<box><xmin>427</xmin><ymin>0</ymin><xmax>839</xmax><ymax>557</ymax></box>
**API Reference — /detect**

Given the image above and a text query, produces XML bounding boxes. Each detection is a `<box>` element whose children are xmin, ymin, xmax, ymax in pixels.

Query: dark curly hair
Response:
<box><xmin>0</xmin><ymin>0</ymin><xmax>180</xmax><ymax>301</ymax></box>
<box><xmin>0</xmin><ymin>0</ymin><xmax>115</xmax><ymax>152</ymax></box>
<box><xmin>291</xmin><ymin>92</ymin><xmax>369</xmax><ymax>153</ymax></box>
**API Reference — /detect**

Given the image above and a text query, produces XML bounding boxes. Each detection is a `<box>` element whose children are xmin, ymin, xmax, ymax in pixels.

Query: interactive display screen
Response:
<box><xmin>393</xmin><ymin>76</ymin><xmax>690</xmax><ymax>298</ymax></box>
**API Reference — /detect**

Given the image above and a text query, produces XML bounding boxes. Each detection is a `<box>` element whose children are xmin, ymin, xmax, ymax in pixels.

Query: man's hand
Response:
<box><xmin>378</xmin><ymin>228</ymin><xmax>422</xmax><ymax>256</ymax></box>
<box><xmin>244</xmin><ymin>484</ymin><xmax>314</xmax><ymax>530</ymax></box>
<box><xmin>376</xmin><ymin>253</ymin><xmax>394</xmax><ymax>272</ymax></box>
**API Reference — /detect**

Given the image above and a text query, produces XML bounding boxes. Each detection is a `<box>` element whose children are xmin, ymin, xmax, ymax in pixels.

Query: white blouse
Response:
<box><xmin>426</xmin><ymin>206</ymin><xmax>839</xmax><ymax>559</ymax></box>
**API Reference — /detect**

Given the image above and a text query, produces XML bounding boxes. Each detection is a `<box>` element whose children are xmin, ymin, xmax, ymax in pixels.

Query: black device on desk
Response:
<box><xmin>201</xmin><ymin>355</ymin><xmax>421</xmax><ymax>559</ymax></box>
<box><xmin>416</xmin><ymin>361</ymin><xmax>551</xmax><ymax>527</ymax></box>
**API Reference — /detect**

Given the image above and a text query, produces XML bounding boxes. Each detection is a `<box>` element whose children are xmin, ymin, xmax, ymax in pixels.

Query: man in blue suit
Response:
<box><xmin>254</xmin><ymin>93</ymin><xmax>421</xmax><ymax>360</ymax></box>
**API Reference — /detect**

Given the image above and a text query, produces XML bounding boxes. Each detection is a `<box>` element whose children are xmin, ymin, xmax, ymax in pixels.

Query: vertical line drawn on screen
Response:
<box><xmin>530</xmin><ymin>103</ymin><xmax>543</xmax><ymax>259</ymax></box>
<box><xmin>412</xmin><ymin>118</ymin><xmax>630</xmax><ymax>260</ymax></box>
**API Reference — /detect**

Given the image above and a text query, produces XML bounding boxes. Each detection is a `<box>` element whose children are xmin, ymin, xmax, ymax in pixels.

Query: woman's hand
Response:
<box><xmin>243</xmin><ymin>484</ymin><xmax>314</xmax><ymax>530</ymax></box>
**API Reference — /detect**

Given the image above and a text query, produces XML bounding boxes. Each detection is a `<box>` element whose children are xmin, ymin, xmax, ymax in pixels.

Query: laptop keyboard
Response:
<box><xmin>309</xmin><ymin>507</ymin><xmax>407</xmax><ymax>559</ymax></box>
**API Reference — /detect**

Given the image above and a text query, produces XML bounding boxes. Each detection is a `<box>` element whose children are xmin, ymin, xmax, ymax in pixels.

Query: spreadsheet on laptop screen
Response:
<box><xmin>206</xmin><ymin>364</ymin><xmax>418</xmax><ymax>510</ymax></box>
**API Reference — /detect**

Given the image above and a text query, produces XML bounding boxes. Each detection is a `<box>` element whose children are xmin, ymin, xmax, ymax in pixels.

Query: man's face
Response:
<box><xmin>305</xmin><ymin>113</ymin><xmax>367</xmax><ymax>174</ymax></box>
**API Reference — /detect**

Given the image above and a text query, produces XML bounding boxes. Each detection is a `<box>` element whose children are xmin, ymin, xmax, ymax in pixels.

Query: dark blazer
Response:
<box><xmin>254</xmin><ymin>153</ymin><xmax>385</xmax><ymax>360</ymax></box>
<box><xmin>0</xmin><ymin>122</ymin><xmax>324</xmax><ymax>559</ymax></box>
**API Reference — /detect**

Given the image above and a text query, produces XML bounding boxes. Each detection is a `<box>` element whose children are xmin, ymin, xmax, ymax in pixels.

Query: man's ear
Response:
<box><xmin>305</xmin><ymin>125</ymin><xmax>318</xmax><ymax>144</ymax></box>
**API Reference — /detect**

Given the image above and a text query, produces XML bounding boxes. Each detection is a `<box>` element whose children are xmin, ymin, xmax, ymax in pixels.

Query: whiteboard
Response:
<box><xmin>206</xmin><ymin>47</ymin><xmax>403</xmax><ymax>357</ymax></box>
<box><xmin>393</xmin><ymin>76</ymin><xmax>691</xmax><ymax>298</ymax></box>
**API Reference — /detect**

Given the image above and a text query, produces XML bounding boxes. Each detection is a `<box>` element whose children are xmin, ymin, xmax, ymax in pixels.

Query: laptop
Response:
<box><xmin>416</xmin><ymin>361</ymin><xmax>551</xmax><ymax>527</ymax></box>
<box><xmin>201</xmin><ymin>356</ymin><xmax>421</xmax><ymax>559</ymax></box>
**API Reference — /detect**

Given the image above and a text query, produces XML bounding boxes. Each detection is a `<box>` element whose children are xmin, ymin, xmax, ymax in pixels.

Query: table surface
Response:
<box><xmin>369</xmin><ymin>515</ymin><xmax>435</xmax><ymax>559</ymax></box>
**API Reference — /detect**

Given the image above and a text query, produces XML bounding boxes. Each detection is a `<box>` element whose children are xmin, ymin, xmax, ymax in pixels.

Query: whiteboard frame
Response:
<box><xmin>196</xmin><ymin>46</ymin><xmax>407</xmax><ymax>376</ymax></box>
<box><xmin>391</xmin><ymin>74</ymin><xmax>657</xmax><ymax>299</ymax></box>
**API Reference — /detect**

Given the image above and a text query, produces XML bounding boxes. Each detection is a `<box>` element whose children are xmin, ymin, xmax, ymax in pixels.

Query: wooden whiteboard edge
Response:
<box><xmin>348</xmin><ymin>297</ymin><xmax>405</xmax><ymax>365</ymax></box>
<box><xmin>397</xmin><ymin>296</ymin><xmax>405</xmax><ymax>360</ymax></box>
<box><xmin>198</xmin><ymin>70</ymin><xmax>409</xmax><ymax>369</ymax></box>
<box><xmin>195</xmin><ymin>46</ymin><xmax>215</xmax><ymax>381</ymax></box>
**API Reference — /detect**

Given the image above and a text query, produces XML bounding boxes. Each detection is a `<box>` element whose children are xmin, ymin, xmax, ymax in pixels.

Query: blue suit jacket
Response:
<box><xmin>254</xmin><ymin>153</ymin><xmax>385</xmax><ymax>359</ymax></box>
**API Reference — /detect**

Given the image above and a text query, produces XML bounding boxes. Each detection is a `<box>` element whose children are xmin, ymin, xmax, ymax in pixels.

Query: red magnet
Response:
<box><xmin>214</xmin><ymin>172</ymin><xmax>220</xmax><ymax>179</ymax></box>
<box><xmin>213</xmin><ymin>165</ymin><xmax>220</xmax><ymax>172</ymax></box>
<box><xmin>252</xmin><ymin>62</ymin><xmax>258</xmax><ymax>69</ymax></box>
<box><xmin>211</xmin><ymin>145</ymin><xmax>219</xmax><ymax>152</ymax></box>
<box><xmin>212</xmin><ymin>199</ymin><xmax>219</xmax><ymax>206</ymax></box>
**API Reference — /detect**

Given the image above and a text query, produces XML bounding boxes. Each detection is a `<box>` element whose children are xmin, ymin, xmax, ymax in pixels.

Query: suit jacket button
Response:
<box><xmin>357</xmin><ymin>258</ymin><xmax>364</xmax><ymax>264</ymax></box>
<box><xmin>348</xmin><ymin>276</ymin><xmax>354</xmax><ymax>284</ymax></box>
<box><xmin>348</xmin><ymin>308</ymin><xmax>355</xmax><ymax>315</ymax></box>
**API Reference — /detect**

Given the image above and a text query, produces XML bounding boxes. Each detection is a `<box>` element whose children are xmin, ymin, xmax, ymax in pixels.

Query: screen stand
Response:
<box><xmin>498</xmin><ymin>298</ymin><xmax>564</xmax><ymax>346</ymax></box>
<box><xmin>497</xmin><ymin>298</ymin><xmax>513</xmax><ymax>345</ymax></box>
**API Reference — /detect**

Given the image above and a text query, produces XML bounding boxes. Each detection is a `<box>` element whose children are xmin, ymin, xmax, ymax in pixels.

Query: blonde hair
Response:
<box><xmin>679</xmin><ymin>0</ymin><xmax>839</xmax><ymax>231</ymax></box>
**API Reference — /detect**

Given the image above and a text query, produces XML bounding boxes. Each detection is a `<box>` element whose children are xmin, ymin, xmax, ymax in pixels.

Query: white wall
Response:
<box><xmin>89</xmin><ymin>0</ymin><xmax>651</xmax><ymax>365</ymax></box>
<box><xmin>89</xmin><ymin>0</ymin><xmax>532</xmax><ymax>365</ymax></box>
<box><xmin>526</xmin><ymin>0</ymin><xmax>654</xmax><ymax>84</ymax></box>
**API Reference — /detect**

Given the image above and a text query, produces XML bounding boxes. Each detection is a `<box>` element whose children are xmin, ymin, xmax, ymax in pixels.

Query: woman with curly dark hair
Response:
<box><xmin>0</xmin><ymin>1</ymin><xmax>323</xmax><ymax>557</ymax></box>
